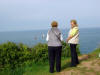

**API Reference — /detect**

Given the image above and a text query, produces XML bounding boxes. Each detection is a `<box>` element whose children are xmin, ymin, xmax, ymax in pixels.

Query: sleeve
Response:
<box><xmin>46</xmin><ymin>32</ymin><xmax>49</xmax><ymax>41</ymax></box>
<box><xmin>59</xmin><ymin>29</ymin><xmax>63</xmax><ymax>41</ymax></box>
<box><xmin>70</xmin><ymin>27</ymin><xmax>78</xmax><ymax>36</ymax></box>
<box><xmin>60</xmin><ymin>34</ymin><xmax>63</xmax><ymax>41</ymax></box>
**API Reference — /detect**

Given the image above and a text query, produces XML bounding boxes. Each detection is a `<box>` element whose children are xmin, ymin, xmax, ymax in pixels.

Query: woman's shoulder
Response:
<box><xmin>47</xmin><ymin>30</ymin><xmax>51</xmax><ymax>33</ymax></box>
<box><xmin>57</xmin><ymin>28</ymin><xmax>61</xmax><ymax>31</ymax></box>
<box><xmin>73</xmin><ymin>27</ymin><xmax>79</xmax><ymax>31</ymax></box>
<box><xmin>74</xmin><ymin>26</ymin><xmax>78</xmax><ymax>29</ymax></box>
<box><xmin>48</xmin><ymin>28</ymin><xmax>62</xmax><ymax>34</ymax></box>
<box><xmin>57</xmin><ymin>28</ymin><xmax>62</xmax><ymax>34</ymax></box>
<box><xmin>47</xmin><ymin>28</ymin><xmax>53</xmax><ymax>34</ymax></box>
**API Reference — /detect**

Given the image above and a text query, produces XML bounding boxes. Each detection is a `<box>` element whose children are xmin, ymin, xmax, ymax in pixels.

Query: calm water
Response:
<box><xmin>0</xmin><ymin>28</ymin><xmax>100</xmax><ymax>54</ymax></box>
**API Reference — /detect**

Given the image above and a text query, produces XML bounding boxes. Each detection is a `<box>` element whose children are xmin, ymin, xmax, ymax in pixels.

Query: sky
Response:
<box><xmin>0</xmin><ymin>0</ymin><xmax>100</xmax><ymax>31</ymax></box>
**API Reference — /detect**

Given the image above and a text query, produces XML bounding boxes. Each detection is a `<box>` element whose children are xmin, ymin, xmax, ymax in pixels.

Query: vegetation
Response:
<box><xmin>0</xmin><ymin>41</ymin><xmax>80</xmax><ymax>75</ymax></box>
<box><xmin>22</xmin><ymin>46</ymin><xmax>100</xmax><ymax>75</ymax></box>
<box><xmin>0</xmin><ymin>42</ymin><xmax>100</xmax><ymax>75</ymax></box>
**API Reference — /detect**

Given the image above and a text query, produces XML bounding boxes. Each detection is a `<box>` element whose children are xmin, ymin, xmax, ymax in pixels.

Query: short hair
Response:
<box><xmin>71</xmin><ymin>20</ymin><xmax>78</xmax><ymax>26</ymax></box>
<box><xmin>51</xmin><ymin>21</ymin><xmax>58</xmax><ymax>27</ymax></box>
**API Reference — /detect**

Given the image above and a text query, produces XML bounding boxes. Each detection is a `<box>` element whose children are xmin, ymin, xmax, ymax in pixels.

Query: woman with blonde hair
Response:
<box><xmin>66</xmin><ymin>20</ymin><xmax>79</xmax><ymax>67</ymax></box>
<box><xmin>46</xmin><ymin>21</ymin><xmax>63</xmax><ymax>73</ymax></box>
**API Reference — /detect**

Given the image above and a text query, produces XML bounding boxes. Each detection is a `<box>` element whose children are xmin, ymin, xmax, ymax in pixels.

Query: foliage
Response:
<box><xmin>32</xmin><ymin>43</ymin><xmax>48</xmax><ymax>63</ymax></box>
<box><xmin>0</xmin><ymin>42</ymin><xmax>80</xmax><ymax>70</ymax></box>
<box><xmin>0</xmin><ymin>42</ymin><xmax>33</xmax><ymax>70</ymax></box>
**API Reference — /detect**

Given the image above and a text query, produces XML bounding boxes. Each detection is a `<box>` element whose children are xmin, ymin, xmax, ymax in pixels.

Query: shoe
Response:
<box><xmin>49</xmin><ymin>71</ymin><xmax>54</xmax><ymax>73</ymax></box>
<box><xmin>70</xmin><ymin>64</ymin><xmax>77</xmax><ymax>67</ymax></box>
<box><xmin>56</xmin><ymin>70</ymin><xmax>61</xmax><ymax>72</ymax></box>
<box><xmin>77</xmin><ymin>62</ymin><xmax>79</xmax><ymax>65</ymax></box>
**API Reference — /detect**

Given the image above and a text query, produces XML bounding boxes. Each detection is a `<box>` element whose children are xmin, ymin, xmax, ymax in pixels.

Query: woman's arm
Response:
<box><xmin>46</xmin><ymin>33</ymin><xmax>49</xmax><ymax>41</ymax></box>
<box><xmin>66</xmin><ymin>35</ymin><xmax>73</xmax><ymax>43</ymax></box>
<box><xmin>60</xmin><ymin>34</ymin><xmax>63</xmax><ymax>41</ymax></box>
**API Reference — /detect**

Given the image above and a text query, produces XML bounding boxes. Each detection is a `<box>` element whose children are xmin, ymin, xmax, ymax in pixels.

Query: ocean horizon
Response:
<box><xmin>0</xmin><ymin>28</ymin><xmax>100</xmax><ymax>54</ymax></box>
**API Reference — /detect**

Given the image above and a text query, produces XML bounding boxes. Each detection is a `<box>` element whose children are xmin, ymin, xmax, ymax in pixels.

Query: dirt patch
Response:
<box><xmin>58</xmin><ymin>69</ymin><xmax>81</xmax><ymax>75</ymax></box>
<box><xmin>84</xmin><ymin>72</ymin><xmax>96</xmax><ymax>75</ymax></box>
<box><xmin>78</xmin><ymin>58</ymin><xmax>100</xmax><ymax>72</ymax></box>
<box><xmin>78</xmin><ymin>54</ymin><xmax>90</xmax><ymax>61</ymax></box>
<box><xmin>57</xmin><ymin>55</ymin><xmax>100</xmax><ymax>75</ymax></box>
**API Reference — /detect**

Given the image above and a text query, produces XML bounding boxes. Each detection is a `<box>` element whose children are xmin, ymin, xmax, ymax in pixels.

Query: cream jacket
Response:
<box><xmin>68</xmin><ymin>27</ymin><xmax>79</xmax><ymax>44</ymax></box>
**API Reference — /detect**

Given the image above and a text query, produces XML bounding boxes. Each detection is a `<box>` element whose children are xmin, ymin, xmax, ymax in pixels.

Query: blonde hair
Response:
<box><xmin>71</xmin><ymin>20</ymin><xmax>78</xmax><ymax>27</ymax></box>
<box><xmin>51</xmin><ymin>21</ymin><xmax>58</xmax><ymax>27</ymax></box>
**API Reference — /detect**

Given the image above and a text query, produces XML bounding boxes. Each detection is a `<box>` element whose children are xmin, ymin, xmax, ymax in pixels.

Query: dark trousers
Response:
<box><xmin>70</xmin><ymin>44</ymin><xmax>79</xmax><ymax>66</ymax></box>
<box><xmin>48</xmin><ymin>46</ymin><xmax>62</xmax><ymax>73</ymax></box>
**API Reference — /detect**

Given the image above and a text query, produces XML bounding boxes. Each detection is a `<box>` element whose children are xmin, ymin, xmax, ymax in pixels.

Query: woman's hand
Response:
<box><xmin>66</xmin><ymin>36</ymin><xmax>73</xmax><ymax>43</ymax></box>
<box><xmin>66</xmin><ymin>38</ymin><xmax>69</xmax><ymax>43</ymax></box>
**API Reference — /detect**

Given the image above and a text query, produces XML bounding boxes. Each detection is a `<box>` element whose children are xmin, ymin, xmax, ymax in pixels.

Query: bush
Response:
<box><xmin>0</xmin><ymin>42</ymin><xmax>33</xmax><ymax>69</ymax></box>
<box><xmin>62</xmin><ymin>41</ymin><xmax>80</xmax><ymax>57</ymax></box>
<box><xmin>0</xmin><ymin>42</ymin><xmax>80</xmax><ymax>70</ymax></box>
<box><xmin>32</xmin><ymin>43</ymin><xmax>48</xmax><ymax>63</ymax></box>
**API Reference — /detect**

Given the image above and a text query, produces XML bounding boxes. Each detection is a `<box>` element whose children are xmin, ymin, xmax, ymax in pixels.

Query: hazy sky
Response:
<box><xmin>0</xmin><ymin>0</ymin><xmax>100</xmax><ymax>31</ymax></box>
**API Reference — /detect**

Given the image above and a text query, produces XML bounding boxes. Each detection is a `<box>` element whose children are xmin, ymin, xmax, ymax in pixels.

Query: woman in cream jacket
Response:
<box><xmin>66</xmin><ymin>20</ymin><xmax>79</xmax><ymax>67</ymax></box>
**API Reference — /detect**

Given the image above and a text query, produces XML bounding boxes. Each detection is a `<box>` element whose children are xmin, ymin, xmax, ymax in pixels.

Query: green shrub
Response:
<box><xmin>0</xmin><ymin>42</ymin><xmax>19</xmax><ymax>69</ymax></box>
<box><xmin>32</xmin><ymin>43</ymin><xmax>48</xmax><ymax>63</ymax></box>
<box><xmin>0</xmin><ymin>42</ymin><xmax>80</xmax><ymax>70</ymax></box>
<box><xmin>0</xmin><ymin>42</ymin><xmax>33</xmax><ymax>69</ymax></box>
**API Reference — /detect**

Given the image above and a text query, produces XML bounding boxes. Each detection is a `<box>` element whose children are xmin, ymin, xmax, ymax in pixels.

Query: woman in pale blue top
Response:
<box><xmin>46</xmin><ymin>21</ymin><xmax>63</xmax><ymax>73</ymax></box>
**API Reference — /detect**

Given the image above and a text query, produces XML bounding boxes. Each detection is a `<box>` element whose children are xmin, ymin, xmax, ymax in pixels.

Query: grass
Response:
<box><xmin>23</xmin><ymin>57</ymin><xmax>71</xmax><ymax>75</ymax></box>
<box><xmin>0</xmin><ymin>48</ymin><xmax>100</xmax><ymax>75</ymax></box>
<box><xmin>0</xmin><ymin>57</ymin><xmax>71</xmax><ymax>75</ymax></box>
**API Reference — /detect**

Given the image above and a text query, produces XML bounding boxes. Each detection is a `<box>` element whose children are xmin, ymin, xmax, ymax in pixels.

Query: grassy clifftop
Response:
<box><xmin>56</xmin><ymin>48</ymin><xmax>100</xmax><ymax>75</ymax></box>
<box><xmin>0</xmin><ymin>42</ymin><xmax>100</xmax><ymax>75</ymax></box>
<box><xmin>22</xmin><ymin>48</ymin><xmax>100</xmax><ymax>75</ymax></box>
<box><xmin>0</xmin><ymin>42</ymin><xmax>80</xmax><ymax>75</ymax></box>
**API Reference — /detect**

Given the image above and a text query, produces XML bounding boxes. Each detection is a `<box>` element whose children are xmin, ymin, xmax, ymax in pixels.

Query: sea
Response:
<box><xmin>0</xmin><ymin>28</ymin><xmax>100</xmax><ymax>54</ymax></box>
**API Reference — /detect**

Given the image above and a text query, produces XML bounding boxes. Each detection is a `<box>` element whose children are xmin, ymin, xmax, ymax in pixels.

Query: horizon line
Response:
<box><xmin>0</xmin><ymin>27</ymin><xmax>100</xmax><ymax>32</ymax></box>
